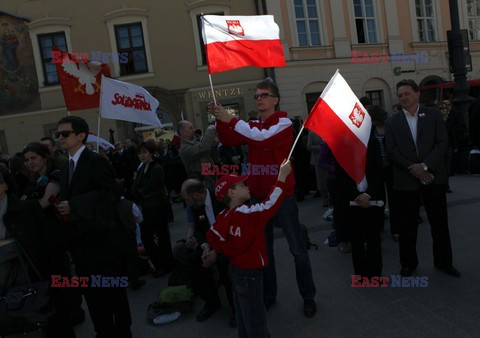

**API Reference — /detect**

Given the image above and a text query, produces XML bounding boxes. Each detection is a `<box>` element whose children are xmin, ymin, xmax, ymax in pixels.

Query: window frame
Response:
<box><xmin>463</xmin><ymin>0</ymin><xmax>480</xmax><ymax>40</ymax></box>
<box><xmin>347</xmin><ymin>0</ymin><xmax>384</xmax><ymax>44</ymax></box>
<box><xmin>408</xmin><ymin>0</ymin><xmax>442</xmax><ymax>42</ymax></box>
<box><xmin>37</xmin><ymin>31</ymin><xmax>68</xmax><ymax>86</ymax></box>
<box><xmin>27</xmin><ymin>18</ymin><xmax>72</xmax><ymax>89</ymax></box>
<box><xmin>189</xmin><ymin>5</ymin><xmax>230</xmax><ymax>69</ymax></box>
<box><xmin>104</xmin><ymin>9</ymin><xmax>153</xmax><ymax>79</ymax></box>
<box><xmin>291</xmin><ymin>0</ymin><xmax>325</xmax><ymax>47</ymax></box>
<box><xmin>114</xmin><ymin>22</ymin><xmax>148</xmax><ymax>76</ymax></box>
<box><xmin>352</xmin><ymin>0</ymin><xmax>378</xmax><ymax>44</ymax></box>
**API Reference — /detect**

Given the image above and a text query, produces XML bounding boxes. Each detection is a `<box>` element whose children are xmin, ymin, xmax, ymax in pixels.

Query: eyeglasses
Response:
<box><xmin>254</xmin><ymin>93</ymin><xmax>276</xmax><ymax>100</ymax></box>
<box><xmin>55</xmin><ymin>130</ymin><xmax>76</xmax><ymax>138</ymax></box>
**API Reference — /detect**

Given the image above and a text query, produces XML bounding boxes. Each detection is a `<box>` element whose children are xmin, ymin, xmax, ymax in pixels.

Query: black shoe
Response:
<box><xmin>130</xmin><ymin>279</ymin><xmax>145</xmax><ymax>290</ymax></box>
<box><xmin>392</xmin><ymin>234</ymin><xmax>399</xmax><ymax>242</ymax></box>
<box><xmin>71</xmin><ymin>308</ymin><xmax>85</xmax><ymax>326</ymax></box>
<box><xmin>417</xmin><ymin>216</ymin><xmax>423</xmax><ymax>224</ymax></box>
<box><xmin>446</xmin><ymin>188</ymin><xmax>453</xmax><ymax>193</ymax></box>
<box><xmin>313</xmin><ymin>191</ymin><xmax>321</xmax><ymax>198</ymax></box>
<box><xmin>264</xmin><ymin>299</ymin><xmax>276</xmax><ymax>311</ymax></box>
<box><xmin>400</xmin><ymin>267</ymin><xmax>414</xmax><ymax>277</ymax></box>
<box><xmin>228</xmin><ymin>311</ymin><xmax>237</xmax><ymax>328</ymax></box>
<box><xmin>196</xmin><ymin>305</ymin><xmax>220</xmax><ymax>322</ymax></box>
<box><xmin>436</xmin><ymin>265</ymin><xmax>461</xmax><ymax>277</ymax></box>
<box><xmin>304</xmin><ymin>300</ymin><xmax>316</xmax><ymax>318</ymax></box>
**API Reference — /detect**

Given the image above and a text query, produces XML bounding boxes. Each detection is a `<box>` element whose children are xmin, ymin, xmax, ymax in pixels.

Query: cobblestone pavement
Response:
<box><xmin>75</xmin><ymin>175</ymin><xmax>480</xmax><ymax>338</ymax></box>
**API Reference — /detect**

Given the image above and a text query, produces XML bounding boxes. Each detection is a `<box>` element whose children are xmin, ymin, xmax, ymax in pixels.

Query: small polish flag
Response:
<box><xmin>304</xmin><ymin>70</ymin><xmax>372</xmax><ymax>191</ymax></box>
<box><xmin>201</xmin><ymin>15</ymin><xmax>286</xmax><ymax>74</ymax></box>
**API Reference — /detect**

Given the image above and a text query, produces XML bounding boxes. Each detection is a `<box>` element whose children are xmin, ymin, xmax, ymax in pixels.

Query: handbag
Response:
<box><xmin>0</xmin><ymin>241</ymin><xmax>53</xmax><ymax>336</ymax></box>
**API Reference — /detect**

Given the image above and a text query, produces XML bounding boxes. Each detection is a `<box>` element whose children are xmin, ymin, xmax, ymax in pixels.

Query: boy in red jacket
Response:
<box><xmin>206</xmin><ymin>159</ymin><xmax>291</xmax><ymax>338</ymax></box>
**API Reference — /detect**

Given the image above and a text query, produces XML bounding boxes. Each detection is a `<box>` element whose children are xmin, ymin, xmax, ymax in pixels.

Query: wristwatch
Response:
<box><xmin>421</xmin><ymin>163</ymin><xmax>428</xmax><ymax>171</ymax></box>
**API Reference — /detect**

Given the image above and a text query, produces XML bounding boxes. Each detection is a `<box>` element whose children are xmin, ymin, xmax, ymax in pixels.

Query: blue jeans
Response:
<box><xmin>229</xmin><ymin>266</ymin><xmax>270</xmax><ymax>338</ymax></box>
<box><xmin>253</xmin><ymin>195</ymin><xmax>316</xmax><ymax>301</ymax></box>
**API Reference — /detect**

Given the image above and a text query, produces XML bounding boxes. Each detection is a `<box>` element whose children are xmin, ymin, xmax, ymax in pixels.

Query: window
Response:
<box><xmin>415</xmin><ymin>0</ymin><xmax>436</xmax><ymax>42</ymax></box>
<box><xmin>114</xmin><ymin>23</ymin><xmax>147</xmax><ymax>75</ymax></box>
<box><xmin>294</xmin><ymin>0</ymin><xmax>322</xmax><ymax>46</ymax></box>
<box><xmin>305</xmin><ymin>92</ymin><xmax>322</xmax><ymax>113</ymax></box>
<box><xmin>366</xmin><ymin>90</ymin><xmax>384</xmax><ymax>108</ymax></box>
<box><xmin>196</xmin><ymin>12</ymin><xmax>223</xmax><ymax>65</ymax></box>
<box><xmin>37</xmin><ymin>32</ymin><xmax>67</xmax><ymax>85</ymax></box>
<box><xmin>467</xmin><ymin>0</ymin><xmax>480</xmax><ymax>40</ymax></box>
<box><xmin>353</xmin><ymin>0</ymin><xmax>377</xmax><ymax>43</ymax></box>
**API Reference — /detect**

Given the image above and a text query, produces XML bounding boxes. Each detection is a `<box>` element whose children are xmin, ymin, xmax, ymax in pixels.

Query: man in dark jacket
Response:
<box><xmin>55</xmin><ymin>116</ymin><xmax>132</xmax><ymax>338</ymax></box>
<box><xmin>177</xmin><ymin>178</ymin><xmax>234</xmax><ymax>326</ymax></box>
<box><xmin>385</xmin><ymin>80</ymin><xmax>460</xmax><ymax>278</ymax></box>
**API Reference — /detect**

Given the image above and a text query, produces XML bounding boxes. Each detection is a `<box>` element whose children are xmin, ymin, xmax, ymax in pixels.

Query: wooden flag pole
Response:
<box><xmin>208</xmin><ymin>74</ymin><xmax>217</xmax><ymax>105</ymax></box>
<box><xmin>287</xmin><ymin>125</ymin><xmax>305</xmax><ymax>162</ymax></box>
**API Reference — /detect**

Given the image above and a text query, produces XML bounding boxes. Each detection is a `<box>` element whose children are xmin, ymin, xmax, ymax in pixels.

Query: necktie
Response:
<box><xmin>68</xmin><ymin>159</ymin><xmax>75</xmax><ymax>186</ymax></box>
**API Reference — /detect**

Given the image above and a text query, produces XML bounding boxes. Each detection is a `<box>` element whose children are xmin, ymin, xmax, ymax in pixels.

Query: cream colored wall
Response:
<box><xmin>0</xmin><ymin>0</ymin><xmax>264</xmax><ymax>153</ymax></box>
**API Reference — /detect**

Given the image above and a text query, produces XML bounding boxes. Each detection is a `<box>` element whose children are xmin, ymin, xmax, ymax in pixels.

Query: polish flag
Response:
<box><xmin>201</xmin><ymin>15</ymin><xmax>286</xmax><ymax>74</ymax></box>
<box><xmin>304</xmin><ymin>70</ymin><xmax>371</xmax><ymax>190</ymax></box>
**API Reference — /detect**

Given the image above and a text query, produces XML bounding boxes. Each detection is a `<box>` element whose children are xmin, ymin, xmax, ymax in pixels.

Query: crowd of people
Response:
<box><xmin>0</xmin><ymin>77</ymin><xmax>478</xmax><ymax>337</ymax></box>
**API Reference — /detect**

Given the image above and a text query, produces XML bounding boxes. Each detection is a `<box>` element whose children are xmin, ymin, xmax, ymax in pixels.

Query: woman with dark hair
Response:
<box><xmin>132</xmin><ymin>142</ymin><xmax>174</xmax><ymax>277</ymax></box>
<box><xmin>21</xmin><ymin>142</ymin><xmax>78</xmax><ymax>337</ymax></box>
<box><xmin>22</xmin><ymin>142</ymin><xmax>60</xmax><ymax>205</ymax></box>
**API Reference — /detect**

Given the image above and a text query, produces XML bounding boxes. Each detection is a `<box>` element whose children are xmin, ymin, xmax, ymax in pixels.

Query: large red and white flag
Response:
<box><xmin>99</xmin><ymin>75</ymin><xmax>162</xmax><ymax>127</ymax></box>
<box><xmin>304</xmin><ymin>70</ymin><xmax>371</xmax><ymax>190</ymax></box>
<box><xmin>53</xmin><ymin>47</ymin><xmax>111</xmax><ymax>111</ymax></box>
<box><xmin>201</xmin><ymin>15</ymin><xmax>286</xmax><ymax>74</ymax></box>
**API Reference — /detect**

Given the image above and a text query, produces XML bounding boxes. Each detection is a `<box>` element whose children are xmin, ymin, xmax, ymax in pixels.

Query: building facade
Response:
<box><xmin>1</xmin><ymin>0</ymin><xmax>479</xmax><ymax>153</ymax></box>
<box><xmin>0</xmin><ymin>0</ymin><xmax>266</xmax><ymax>154</ymax></box>
<box><xmin>268</xmin><ymin>0</ymin><xmax>480</xmax><ymax>116</ymax></box>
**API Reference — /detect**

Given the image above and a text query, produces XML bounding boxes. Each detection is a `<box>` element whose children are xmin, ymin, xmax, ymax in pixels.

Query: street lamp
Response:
<box><xmin>447</xmin><ymin>0</ymin><xmax>474</xmax><ymax>125</ymax></box>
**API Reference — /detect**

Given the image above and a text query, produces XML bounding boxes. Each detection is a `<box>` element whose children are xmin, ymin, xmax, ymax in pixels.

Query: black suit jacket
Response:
<box><xmin>58</xmin><ymin>148</ymin><xmax>122</xmax><ymax>264</ymax></box>
<box><xmin>335</xmin><ymin>131</ymin><xmax>385</xmax><ymax>203</ymax></box>
<box><xmin>193</xmin><ymin>188</ymin><xmax>224</xmax><ymax>247</ymax></box>
<box><xmin>385</xmin><ymin>106</ymin><xmax>448</xmax><ymax>190</ymax></box>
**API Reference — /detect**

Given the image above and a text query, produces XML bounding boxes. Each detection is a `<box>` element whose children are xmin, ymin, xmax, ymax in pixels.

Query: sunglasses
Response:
<box><xmin>55</xmin><ymin>130</ymin><xmax>76</xmax><ymax>138</ymax></box>
<box><xmin>254</xmin><ymin>93</ymin><xmax>276</xmax><ymax>100</ymax></box>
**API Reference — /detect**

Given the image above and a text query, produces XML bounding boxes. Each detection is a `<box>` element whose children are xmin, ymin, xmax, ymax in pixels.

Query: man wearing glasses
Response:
<box><xmin>55</xmin><ymin>116</ymin><xmax>133</xmax><ymax>337</ymax></box>
<box><xmin>209</xmin><ymin>79</ymin><xmax>317</xmax><ymax>318</ymax></box>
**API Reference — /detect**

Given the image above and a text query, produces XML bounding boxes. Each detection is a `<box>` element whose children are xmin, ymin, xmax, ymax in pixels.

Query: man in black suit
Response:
<box><xmin>55</xmin><ymin>116</ymin><xmax>132</xmax><ymax>337</ymax></box>
<box><xmin>385</xmin><ymin>80</ymin><xmax>460</xmax><ymax>278</ymax></box>
<box><xmin>177</xmin><ymin>178</ymin><xmax>234</xmax><ymax>326</ymax></box>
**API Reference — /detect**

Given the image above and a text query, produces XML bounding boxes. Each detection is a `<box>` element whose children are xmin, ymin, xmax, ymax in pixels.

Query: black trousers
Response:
<box><xmin>140</xmin><ymin>206</ymin><xmax>174</xmax><ymax>272</ymax></box>
<box><xmin>74</xmin><ymin>257</ymin><xmax>132</xmax><ymax>338</ymax></box>
<box><xmin>190</xmin><ymin>247</ymin><xmax>233</xmax><ymax>310</ymax></box>
<box><xmin>384</xmin><ymin>166</ymin><xmax>400</xmax><ymax>235</ymax></box>
<box><xmin>395</xmin><ymin>184</ymin><xmax>453</xmax><ymax>270</ymax></box>
<box><xmin>348</xmin><ymin>206</ymin><xmax>383</xmax><ymax>277</ymax></box>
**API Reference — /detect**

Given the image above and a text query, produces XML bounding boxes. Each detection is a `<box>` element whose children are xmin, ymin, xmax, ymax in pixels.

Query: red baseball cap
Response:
<box><xmin>214</xmin><ymin>174</ymin><xmax>249</xmax><ymax>201</ymax></box>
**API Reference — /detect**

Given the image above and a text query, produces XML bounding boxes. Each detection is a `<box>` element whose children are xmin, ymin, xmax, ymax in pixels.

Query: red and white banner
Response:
<box><xmin>99</xmin><ymin>75</ymin><xmax>162</xmax><ymax>127</ymax></box>
<box><xmin>53</xmin><ymin>47</ymin><xmax>111</xmax><ymax>111</ymax></box>
<box><xmin>304</xmin><ymin>70</ymin><xmax>371</xmax><ymax>190</ymax></box>
<box><xmin>201</xmin><ymin>15</ymin><xmax>286</xmax><ymax>74</ymax></box>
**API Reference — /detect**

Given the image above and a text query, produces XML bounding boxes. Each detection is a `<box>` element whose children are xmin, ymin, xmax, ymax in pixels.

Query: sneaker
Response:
<box><xmin>304</xmin><ymin>300</ymin><xmax>316</xmax><ymax>318</ymax></box>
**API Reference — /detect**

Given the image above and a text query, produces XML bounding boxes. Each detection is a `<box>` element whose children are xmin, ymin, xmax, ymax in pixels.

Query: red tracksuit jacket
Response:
<box><xmin>206</xmin><ymin>181</ymin><xmax>286</xmax><ymax>270</ymax></box>
<box><xmin>216</xmin><ymin>112</ymin><xmax>295</xmax><ymax>199</ymax></box>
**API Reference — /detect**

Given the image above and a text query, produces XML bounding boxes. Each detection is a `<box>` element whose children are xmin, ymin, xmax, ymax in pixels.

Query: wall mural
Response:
<box><xmin>0</xmin><ymin>12</ymin><xmax>40</xmax><ymax>116</ymax></box>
